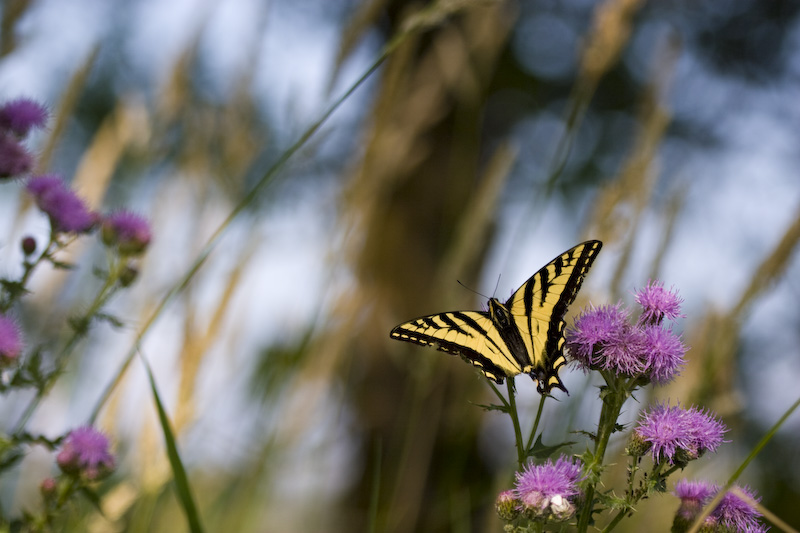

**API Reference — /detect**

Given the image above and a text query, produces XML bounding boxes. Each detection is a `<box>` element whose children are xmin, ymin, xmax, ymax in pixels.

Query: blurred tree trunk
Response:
<box><xmin>337</xmin><ymin>2</ymin><xmax>515</xmax><ymax>531</ymax></box>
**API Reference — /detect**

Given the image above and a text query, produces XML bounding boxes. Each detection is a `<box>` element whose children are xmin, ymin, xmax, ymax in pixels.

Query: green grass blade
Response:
<box><xmin>142</xmin><ymin>356</ymin><xmax>205</xmax><ymax>533</ymax></box>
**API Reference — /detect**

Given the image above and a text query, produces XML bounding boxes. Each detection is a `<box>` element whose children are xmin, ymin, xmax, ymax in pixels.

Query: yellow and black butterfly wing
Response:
<box><xmin>505</xmin><ymin>240</ymin><xmax>603</xmax><ymax>392</ymax></box>
<box><xmin>389</xmin><ymin>311</ymin><xmax>522</xmax><ymax>383</ymax></box>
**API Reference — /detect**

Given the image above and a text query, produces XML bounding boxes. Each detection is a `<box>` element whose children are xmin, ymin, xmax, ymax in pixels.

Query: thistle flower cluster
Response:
<box><xmin>56</xmin><ymin>426</ymin><xmax>115</xmax><ymax>481</ymax></box>
<box><xmin>101</xmin><ymin>210</ymin><xmax>152</xmax><ymax>256</ymax></box>
<box><xmin>566</xmin><ymin>281</ymin><xmax>686</xmax><ymax>384</ymax></box>
<box><xmin>493</xmin><ymin>278</ymin><xmax>774</xmax><ymax>532</ymax></box>
<box><xmin>629</xmin><ymin>403</ymin><xmax>727</xmax><ymax>466</ymax></box>
<box><xmin>496</xmin><ymin>455</ymin><xmax>584</xmax><ymax>523</ymax></box>
<box><xmin>672</xmin><ymin>479</ymin><xmax>767</xmax><ymax>533</ymax></box>
<box><xmin>0</xmin><ymin>97</ymin><xmax>143</xmax><ymax>528</ymax></box>
<box><xmin>0</xmin><ymin>98</ymin><xmax>47</xmax><ymax>179</ymax></box>
<box><xmin>27</xmin><ymin>175</ymin><xmax>97</xmax><ymax>234</ymax></box>
<box><xmin>24</xmin><ymin>174</ymin><xmax>153</xmax><ymax>258</ymax></box>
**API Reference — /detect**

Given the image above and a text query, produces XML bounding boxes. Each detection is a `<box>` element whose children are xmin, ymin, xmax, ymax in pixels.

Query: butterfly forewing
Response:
<box><xmin>504</xmin><ymin>240</ymin><xmax>603</xmax><ymax>391</ymax></box>
<box><xmin>389</xmin><ymin>311</ymin><xmax>523</xmax><ymax>383</ymax></box>
<box><xmin>389</xmin><ymin>240</ymin><xmax>602</xmax><ymax>393</ymax></box>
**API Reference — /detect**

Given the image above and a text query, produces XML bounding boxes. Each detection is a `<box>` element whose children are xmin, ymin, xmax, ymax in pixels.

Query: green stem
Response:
<box><xmin>525</xmin><ymin>392</ymin><xmax>548</xmax><ymax>452</ymax></box>
<box><xmin>12</xmin><ymin>254</ymin><xmax>124</xmax><ymax>434</ymax></box>
<box><xmin>505</xmin><ymin>378</ymin><xmax>525</xmax><ymax>468</ymax></box>
<box><xmin>600</xmin><ymin>508</ymin><xmax>627</xmax><ymax>533</ymax></box>
<box><xmin>626</xmin><ymin>455</ymin><xmax>639</xmax><ymax>499</ymax></box>
<box><xmin>576</xmin><ymin>376</ymin><xmax>629</xmax><ymax>533</ymax></box>
<box><xmin>0</xmin><ymin>233</ymin><xmax>61</xmax><ymax>312</ymax></box>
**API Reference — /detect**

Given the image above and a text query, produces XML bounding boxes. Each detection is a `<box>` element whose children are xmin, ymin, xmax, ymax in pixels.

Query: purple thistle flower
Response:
<box><xmin>635</xmin><ymin>280</ymin><xmax>684</xmax><ymax>325</ymax></box>
<box><xmin>682</xmin><ymin>406</ymin><xmax>727</xmax><ymax>458</ymax></box>
<box><xmin>597</xmin><ymin>325</ymin><xmax>648</xmax><ymax>376</ymax></box>
<box><xmin>639</xmin><ymin>325</ymin><xmax>686</xmax><ymax>384</ymax></box>
<box><xmin>567</xmin><ymin>304</ymin><xmax>630</xmax><ymax>368</ymax></box>
<box><xmin>0</xmin><ymin>134</ymin><xmax>34</xmax><ymax>178</ymax></box>
<box><xmin>634</xmin><ymin>403</ymin><xmax>727</xmax><ymax>464</ymax></box>
<box><xmin>57</xmin><ymin>426</ymin><xmax>115</xmax><ymax>480</ymax></box>
<box><xmin>101</xmin><ymin>210</ymin><xmax>152</xmax><ymax>255</ymax></box>
<box><xmin>26</xmin><ymin>175</ymin><xmax>96</xmax><ymax>234</ymax></box>
<box><xmin>713</xmin><ymin>486</ymin><xmax>767</xmax><ymax>533</ymax></box>
<box><xmin>0</xmin><ymin>315</ymin><xmax>23</xmax><ymax>363</ymax></box>
<box><xmin>674</xmin><ymin>479</ymin><xmax>718</xmax><ymax>517</ymax></box>
<box><xmin>0</xmin><ymin>98</ymin><xmax>48</xmax><ymax>136</ymax></box>
<box><xmin>673</xmin><ymin>480</ymin><xmax>767</xmax><ymax>533</ymax></box>
<box><xmin>514</xmin><ymin>456</ymin><xmax>583</xmax><ymax>519</ymax></box>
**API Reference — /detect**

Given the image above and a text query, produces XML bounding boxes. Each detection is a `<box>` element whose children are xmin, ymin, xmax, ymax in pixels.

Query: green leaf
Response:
<box><xmin>526</xmin><ymin>434</ymin><xmax>576</xmax><ymax>460</ymax></box>
<box><xmin>95</xmin><ymin>312</ymin><xmax>125</xmax><ymax>329</ymax></box>
<box><xmin>79</xmin><ymin>486</ymin><xmax>106</xmax><ymax>515</ymax></box>
<box><xmin>68</xmin><ymin>316</ymin><xmax>91</xmax><ymax>337</ymax></box>
<box><xmin>14</xmin><ymin>432</ymin><xmax>63</xmax><ymax>450</ymax></box>
<box><xmin>49</xmin><ymin>260</ymin><xmax>76</xmax><ymax>270</ymax></box>
<box><xmin>595</xmin><ymin>489</ymin><xmax>628</xmax><ymax>511</ymax></box>
<box><xmin>0</xmin><ymin>280</ymin><xmax>29</xmax><ymax>301</ymax></box>
<box><xmin>472</xmin><ymin>402</ymin><xmax>509</xmax><ymax>413</ymax></box>
<box><xmin>142</xmin><ymin>357</ymin><xmax>205</xmax><ymax>533</ymax></box>
<box><xmin>0</xmin><ymin>448</ymin><xmax>24</xmax><ymax>471</ymax></box>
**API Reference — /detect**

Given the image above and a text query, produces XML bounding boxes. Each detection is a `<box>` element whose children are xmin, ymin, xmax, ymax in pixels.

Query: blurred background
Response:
<box><xmin>0</xmin><ymin>0</ymin><xmax>799</xmax><ymax>531</ymax></box>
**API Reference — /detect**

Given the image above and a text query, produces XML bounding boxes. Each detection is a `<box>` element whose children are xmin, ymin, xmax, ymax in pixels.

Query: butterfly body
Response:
<box><xmin>389</xmin><ymin>240</ymin><xmax>602</xmax><ymax>394</ymax></box>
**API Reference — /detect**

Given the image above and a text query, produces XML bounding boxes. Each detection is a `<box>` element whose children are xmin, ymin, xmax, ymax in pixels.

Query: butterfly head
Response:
<box><xmin>488</xmin><ymin>298</ymin><xmax>513</xmax><ymax>329</ymax></box>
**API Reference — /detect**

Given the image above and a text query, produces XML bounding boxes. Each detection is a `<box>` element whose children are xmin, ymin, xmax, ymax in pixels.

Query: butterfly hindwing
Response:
<box><xmin>389</xmin><ymin>240</ymin><xmax>602</xmax><ymax>393</ymax></box>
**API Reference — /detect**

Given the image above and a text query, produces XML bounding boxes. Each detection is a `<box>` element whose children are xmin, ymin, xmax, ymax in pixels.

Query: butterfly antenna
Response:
<box><xmin>456</xmin><ymin>280</ymin><xmax>491</xmax><ymax>301</ymax></box>
<box><xmin>492</xmin><ymin>274</ymin><xmax>502</xmax><ymax>298</ymax></box>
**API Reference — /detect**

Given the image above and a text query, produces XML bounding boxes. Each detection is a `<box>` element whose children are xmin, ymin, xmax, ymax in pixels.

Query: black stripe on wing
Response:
<box><xmin>542</xmin><ymin>240</ymin><xmax>602</xmax><ymax>360</ymax></box>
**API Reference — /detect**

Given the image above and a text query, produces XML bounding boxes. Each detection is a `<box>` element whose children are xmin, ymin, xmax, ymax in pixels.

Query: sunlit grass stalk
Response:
<box><xmin>87</xmin><ymin>10</ymin><xmax>425</xmax><ymax>424</ymax></box>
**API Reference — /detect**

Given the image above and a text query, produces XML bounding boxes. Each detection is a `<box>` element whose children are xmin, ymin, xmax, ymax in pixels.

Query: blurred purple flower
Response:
<box><xmin>635</xmin><ymin>280</ymin><xmax>684</xmax><ymax>325</ymax></box>
<box><xmin>673</xmin><ymin>479</ymin><xmax>718</xmax><ymax>520</ymax></box>
<box><xmin>26</xmin><ymin>175</ymin><xmax>96</xmax><ymax>234</ymax></box>
<box><xmin>639</xmin><ymin>325</ymin><xmax>686</xmax><ymax>384</ymax></box>
<box><xmin>714</xmin><ymin>486</ymin><xmax>767</xmax><ymax>533</ymax></box>
<box><xmin>0</xmin><ymin>98</ymin><xmax>48</xmax><ymax>136</ymax></box>
<box><xmin>673</xmin><ymin>480</ymin><xmax>767</xmax><ymax>533</ymax></box>
<box><xmin>101</xmin><ymin>210</ymin><xmax>151</xmax><ymax>255</ymax></box>
<box><xmin>0</xmin><ymin>315</ymin><xmax>23</xmax><ymax>363</ymax></box>
<box><xmin>634</xmin><ymin>403</ymin><xmax>726</xmax><ymax>464</ymax></box>
<box><xmin>0</xmin><ymin>134</ymin><xmax>33</xmax><ymax>178</ymax></box>
<box><xmin>514</xmin><ymin>456</ymin><xmax>583</xmax><ymax>519</ymax></box>
<box><xmin>57</xmin><ymin>426</ymin><xmax>115</xmax><ymax>480</ymax></box>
